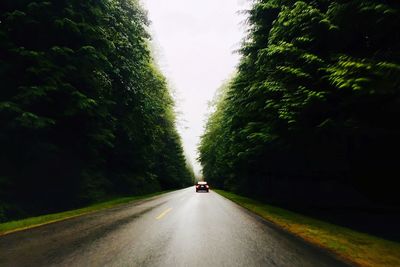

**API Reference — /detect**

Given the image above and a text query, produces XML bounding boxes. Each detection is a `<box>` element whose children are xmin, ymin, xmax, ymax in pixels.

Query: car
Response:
<box><xmin>195</xmin><ymin>181</ymin><xmax>209</xmax><ymax>192</ymax></box>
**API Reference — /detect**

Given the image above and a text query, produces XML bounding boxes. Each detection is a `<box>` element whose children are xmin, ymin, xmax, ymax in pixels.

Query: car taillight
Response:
<box><xmin>206</xmin><ymin>185</ymin><xmax>209</xmax><ymax>188</ymax></box>
<box><xmin>196</xmin><ymin>185</ymin><xmax>199</xmax><ymax>188</ymax></box>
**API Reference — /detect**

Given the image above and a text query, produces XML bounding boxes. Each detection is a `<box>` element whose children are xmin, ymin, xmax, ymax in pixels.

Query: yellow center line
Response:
<box><xmin>156</xmin><ymin>208</ymin><xmax>172</xmax><ymax>220</ymax></box>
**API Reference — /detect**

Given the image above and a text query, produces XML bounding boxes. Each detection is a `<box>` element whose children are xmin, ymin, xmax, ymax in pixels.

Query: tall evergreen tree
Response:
<box><xmin>199</xmin><ymin>0</ymin><xmax>400</xmax><ymax>205</ymax></box>
<box><xmin>0</xmin><ymin>0</ymin><xmax>193</xmax><ymax>222</ymax></box>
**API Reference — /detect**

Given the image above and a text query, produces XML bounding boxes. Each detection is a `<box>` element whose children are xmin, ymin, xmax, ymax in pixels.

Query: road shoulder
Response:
<box><xmin>0</xmin><ymin>190</ymin><xmax>172</xmax><ymax>236</ymax></box>
<box><xmin>214</xmin><ymin>189</ymin><xmax>400</xmax><ymax>267</ymax></box>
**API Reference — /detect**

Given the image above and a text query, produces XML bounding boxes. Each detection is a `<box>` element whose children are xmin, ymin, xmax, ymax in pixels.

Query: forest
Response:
<box><xmin>0</xmin><ymin>0</ymin><xmax>194</xmax><ymax>222</ymax></box>
<box><xmin>199</xmin><ymin>0</ymin><xmax>400</xmax><ymax>207</ymax></box>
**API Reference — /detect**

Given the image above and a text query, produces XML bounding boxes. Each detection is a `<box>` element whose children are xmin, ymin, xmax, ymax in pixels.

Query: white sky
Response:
<box><xmin>141</xmin><ymin>0</ymin><xmax>250</xmax><ymax>176</ymax></box>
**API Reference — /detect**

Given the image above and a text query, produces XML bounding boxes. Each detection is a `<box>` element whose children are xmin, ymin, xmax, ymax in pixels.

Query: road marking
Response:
<box><xmin>156</xmin><ymin>208</ymin><xmax>172</xmax><ymax>220</ymax></box>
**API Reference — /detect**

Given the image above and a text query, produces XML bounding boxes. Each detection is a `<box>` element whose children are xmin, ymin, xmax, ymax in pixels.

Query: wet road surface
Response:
<box><xmin>0</xmin><ymin>188</ymin><xmax>349</xmax><ymax>267</ymax></box>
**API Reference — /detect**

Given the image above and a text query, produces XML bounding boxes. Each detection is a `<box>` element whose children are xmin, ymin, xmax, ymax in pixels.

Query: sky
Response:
<box><xmin>141</xmin><ymin>0</ymin><xmax>250</xmax><ymax>176</ymax></box>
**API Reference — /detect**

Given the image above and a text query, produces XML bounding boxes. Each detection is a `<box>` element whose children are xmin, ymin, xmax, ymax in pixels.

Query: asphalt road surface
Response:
<box><xmin>0</xmin><ymin>188</ymin><xmax>349</xmax><ymax>267</ymax></box>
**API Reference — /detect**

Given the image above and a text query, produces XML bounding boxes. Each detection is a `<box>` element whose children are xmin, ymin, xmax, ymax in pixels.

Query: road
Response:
<box><xmin>0</xmin><ymin>188</ymin><xmax>349</xmax><ymax>267</ymax></box>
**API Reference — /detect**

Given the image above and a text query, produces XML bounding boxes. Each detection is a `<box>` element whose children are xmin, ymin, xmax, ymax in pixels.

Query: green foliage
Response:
<box><xmin>0</xmin><ymin>0</ymin><xmax>193</xmax><ymax>221</ymax></box>
<box><xmin>199</xmin><ymin>0</ymin><xmax>400</xmax><ymax>205</ymax></box>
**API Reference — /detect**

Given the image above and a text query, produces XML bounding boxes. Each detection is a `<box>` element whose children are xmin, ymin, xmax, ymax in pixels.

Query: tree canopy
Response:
<box><xmin>0</xmin><ymin>0</ymin><xmax>194</xmax><ymax>221</ymax></box>
<box><xmin>199</xmin><ymin>0</ymin><xmax>400</xmax><ymax>206</ymax></box>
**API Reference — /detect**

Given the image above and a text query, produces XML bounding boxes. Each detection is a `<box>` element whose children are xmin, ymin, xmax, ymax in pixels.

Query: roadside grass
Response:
<box><xmin>0</xmin><ymin>191</ymin><xmax>169</xmax><ymax>236</ymax></box>
<box><xmin>215</xmin><ymin>190</ymin><xmax>400</xmax><ymax>267</ymax></box>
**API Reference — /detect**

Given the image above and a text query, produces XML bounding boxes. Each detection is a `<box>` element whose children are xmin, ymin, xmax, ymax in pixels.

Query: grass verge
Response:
<box><xmin>215</xmin><ymin>189</ymin><xmax>400</xmax><ymax>267</ymax></box>
<box><xmin>0</xmin><ymin>191</ymin><xmax>169</xmax><ymax>236</ymax></box>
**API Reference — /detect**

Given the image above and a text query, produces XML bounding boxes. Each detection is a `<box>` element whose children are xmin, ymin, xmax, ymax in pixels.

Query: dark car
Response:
<box><xmin>195</xmin><ymin>181</ymin><xmax>209</xmax><ymax>193</ymax></box>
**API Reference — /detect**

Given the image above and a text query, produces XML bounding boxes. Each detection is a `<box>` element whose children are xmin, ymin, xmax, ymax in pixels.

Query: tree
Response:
<box><xmin>199</xmin><ymin>0</ymin><xmax>400</xmax><ymax>205</ymax></box>
<box><xmin>0</xmin><ymin>0</ymin><xmax>193</xmax><ymax>222</ymax></box>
